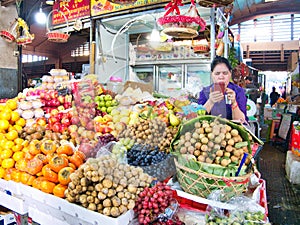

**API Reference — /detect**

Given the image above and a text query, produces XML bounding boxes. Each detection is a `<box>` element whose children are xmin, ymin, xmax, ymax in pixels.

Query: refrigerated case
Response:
<box><xmin>130</xmin><ymin>59</ymin><xmax>211</xmax><ymax>97</ymax></box>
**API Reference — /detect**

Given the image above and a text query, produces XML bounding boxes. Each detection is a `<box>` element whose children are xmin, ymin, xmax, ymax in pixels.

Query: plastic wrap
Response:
<box><xmin>205</xmin><ymin>191</ymin><xmax>270</xmax><ymax>224</ymax></box>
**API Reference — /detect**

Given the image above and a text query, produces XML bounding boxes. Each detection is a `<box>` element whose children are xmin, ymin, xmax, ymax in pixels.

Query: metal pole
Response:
<box><xmin>210</xmin><ymin>7</ymin><xmax>216</xmax><ymax>60</ymax></box>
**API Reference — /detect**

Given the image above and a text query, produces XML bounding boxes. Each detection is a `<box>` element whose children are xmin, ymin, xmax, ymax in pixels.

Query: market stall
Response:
<box><xmin>0</xmin><ymin>1</ymin><xmax>273</xmax><ymax>225</ymax></box>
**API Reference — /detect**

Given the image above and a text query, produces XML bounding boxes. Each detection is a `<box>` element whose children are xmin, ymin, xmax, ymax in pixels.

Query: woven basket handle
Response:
<box><xmin>46</xmin><ymin>9</ymin><xmax>69</xmax><ymax>34</ymax></box>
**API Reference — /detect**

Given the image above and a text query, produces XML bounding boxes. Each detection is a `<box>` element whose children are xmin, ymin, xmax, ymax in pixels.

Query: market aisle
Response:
<box><xmin>259</xmin><ymin>143</ymin><xmax>300</xmax><ymax>225</ymax></box>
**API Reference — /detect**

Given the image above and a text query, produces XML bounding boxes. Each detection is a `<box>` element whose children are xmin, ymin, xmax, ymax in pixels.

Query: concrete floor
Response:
<box><xmin>259</xmin><ymin>143</ymin><xmax>300</xmax><ymax>225</ymax></box>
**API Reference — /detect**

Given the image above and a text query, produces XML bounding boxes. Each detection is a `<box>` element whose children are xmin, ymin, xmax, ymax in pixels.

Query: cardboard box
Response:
<box><xmin>124</xmin><ymin>81</ymin><xmax>153</xmax><ymax>93</ymax></box>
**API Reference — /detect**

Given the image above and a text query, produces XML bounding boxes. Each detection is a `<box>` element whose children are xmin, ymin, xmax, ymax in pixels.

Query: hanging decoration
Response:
<box><xmin>46</xmin><ymin>9</ymin><xmax>70</xmax><ymax>43</ymax></box>
<box><xmin>196</xmin><ymin>0</ymin><xmax>234</xmax><ymax>8</ymax></box>
<box><xmin>157</xmin><ymin>0</ymin><xmax>206</xmax><ymax>39</ymax></box>
<box><xmin>15</xmin><ymin>18</ymin><xmax>35</xmax><ymax>46</ymax></box>
<box><xmin>0</xmin><ymin>17</ymin><xmax>34</xmax><ymax>46</ymax></box>
<box><xmin>0</xmin><ymin>19</ymin><xmax>18</xmax><ymax>43</ymax></box>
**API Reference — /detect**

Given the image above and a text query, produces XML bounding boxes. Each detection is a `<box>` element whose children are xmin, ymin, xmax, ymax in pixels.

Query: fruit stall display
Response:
<box><xmin>0</xmin><ymin>73</ymin><xmax>269</xmax><ymax>224</ymax></box>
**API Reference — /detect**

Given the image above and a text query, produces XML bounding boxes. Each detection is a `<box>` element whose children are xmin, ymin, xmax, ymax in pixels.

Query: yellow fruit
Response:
<box><xmin>6</xmin><ymin>130</ymin><xmax>18</xmax><ymax>141</ymax></box>
<box><xmin>0</xmin><ymin>110</ymin><xmax>11</xmax><ymax>121</ymax></box>
<box><xmin>0</xmin><ymin>105</ymin><xmax>4</xmax><ymax>111</ymax></box>
<box><xmin>21</xmin><ymin>140</ymin><xmax>29</xmax><ymax>147</ymax></box>
<box><xmin>13</xmin><ymin>125</ymin><xmax>23</xmax><ymax>132</ymax></box>
<box><xmin>13</xmin><ymin>151</ymin><xmax>24</xmax><ymax>161</ymax></box>
<box><xmin>0</xmin><ymin>167</ymin><xmax>5</xmax><ymax>178</ymax></box>
<box><xmin>10</xmin><ymin>111</ymin><xmax>20</xmax><ymax>122</ymax></box>
<box><xmin>15</xmin><ymin>118</ymin><xmax>26</xmax><ymax>127</ymax></box>
<box><xmin>3</xmin><ymin>140</ymin><xmax>15</xmax><ymax>149</ymax></box>
<box><xmin>1</xmin><ymin>149</ymin><xmax>13</xmax><ymax>159</ymax></box>
<box><xmin>6</xmin><ymin>100</ymin><xmax>18</xmax><ymax>110</ymax></box>
<box><xmin>12</xmin><ymin>144</ymin><xmax>23</xmax><ymax>152</ymax></box>
<box><xmin>14</xmin><ymin>138</ymin><xmax>24</xmax><ymax>145</ymax></box>
<box><xmin>2</xmin><ymin>158</ymin><xmax>15</xmax><ymax>169</ymax></box>
<box><xmin>0</xmin><ymin>120</ymin><xmax>9</xmax><ymax>130</ymax></box>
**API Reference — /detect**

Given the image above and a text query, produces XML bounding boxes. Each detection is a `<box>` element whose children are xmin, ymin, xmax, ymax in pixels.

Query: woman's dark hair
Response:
<box><xmin>211</xmin><ymin>56</ymin><xmax>232</xmax><ymax>72</ymax></box>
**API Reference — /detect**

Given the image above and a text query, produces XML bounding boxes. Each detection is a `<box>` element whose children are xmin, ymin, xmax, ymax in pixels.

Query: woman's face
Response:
<box><xmin>211</xmin><ymin>63</ymin><xmax>231</xmax><ymax>86</ymax></box>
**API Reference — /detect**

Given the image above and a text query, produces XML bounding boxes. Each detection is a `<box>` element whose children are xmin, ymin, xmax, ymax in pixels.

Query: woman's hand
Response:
<box><xmin>226</xmin><ymin>87</ymin><xmax>236</xmax><ymax>104</ymax></box>
<box><xmin>209</xmin><ymin>87</ymin><xmax>224</xmax><ymax>104</ymax></box>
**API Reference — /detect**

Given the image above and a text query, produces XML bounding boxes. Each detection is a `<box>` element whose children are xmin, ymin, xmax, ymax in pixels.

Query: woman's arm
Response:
<box><xmin>227</xmin><ymin>87</ymin><xmax>247</xmax><ymax>121</ymax></box>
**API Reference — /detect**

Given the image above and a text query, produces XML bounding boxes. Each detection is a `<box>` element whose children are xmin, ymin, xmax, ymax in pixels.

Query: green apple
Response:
<box><xmin>104</xmin><ymin>94</ymin><xmax>113</xmax><ymax>101</ymax></box>
<box><xmin>98</xmin><ymin>101</ymin><xmax>105</xmax><ymax>107</ymax></box>
<box><xmin>111</xmin><ymin>99</ymin><xmax>118</xmax><ymax>106</ymax></box>
<box><xmin>99</xmin><ymin>95</ymin><xmax>105</xmax><ymax>101</ymax></box>
<box><xmin>105</xmin><ymin>100</ymin><xmax>112</xmax><ymax>107</ymax></box>
<box><xmin>106</xmin><ymin>106</ymin><xmax>114</xmax><ymax>114</ymax></box>
<box><xmin>101</xmin><ymin>106</ymin><xmax>107</xmax><ymax>112</ymax></box>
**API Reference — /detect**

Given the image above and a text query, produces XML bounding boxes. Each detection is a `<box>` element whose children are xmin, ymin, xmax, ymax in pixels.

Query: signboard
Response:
<box><xmin>52</xmin><ymin>0</ymin><xmax>90</xmax><ymax>25</ymax></box>
<box><xmin>91</xmin><ymin>0</ymin><xmax>170</xmax><ymax>17</ymax></box>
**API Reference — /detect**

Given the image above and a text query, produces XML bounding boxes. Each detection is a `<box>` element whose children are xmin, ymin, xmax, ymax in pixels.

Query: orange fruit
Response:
<box><xmin>10</xmin><ymin>111</ymin><xmax>20</xmax><ymax>122</ymax></box>
<box><xmin>0</xmin><ymin>120</ymin><xmax>9</xmax><ymax>130</ymax></box>
<box><xmin>6</xmin><ymin>100</ymin><xmax>18</xmax><ymax>111</ymax></box>
<box><xmin>15</xmin><ymin>118</ymin><xmax>26</xmax><ymax>127</ymax></box>
<box><xmin>6</xmin><ymin>130</ymin><xmax>18</xmax><ymax>141</ymax></box>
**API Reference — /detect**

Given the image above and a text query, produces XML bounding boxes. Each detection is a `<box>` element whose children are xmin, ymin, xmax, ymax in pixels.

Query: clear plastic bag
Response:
<box><xmin>96</xmin><ymin>141</ymin><xmax>127</xmax><ymax>164</ymax></box>
<box><xmin>205</xmin><ymin>190</ymin><xmax>270</xmax><ymax>224</ymax></box>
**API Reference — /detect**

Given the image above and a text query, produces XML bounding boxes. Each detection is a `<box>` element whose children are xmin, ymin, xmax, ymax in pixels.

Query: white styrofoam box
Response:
<box><xmin>27</xmin><ymin>207</ymin><xmax>67</xmax><ymax>225</ymax></box>
<box><xmin>0</xmin><ymin>213</ymin><xmax>16</xmax><ymax>225</ymax></box>
<box><xmin>20</xmin><ymin>183</ymin><xmax>135</xmax><ymax>225</ymax></box>
<box><xmin>285</xmin><ymin>150</ymin><xmax>300</xmax><ymax>184</ymax></box>
<box><xmin>0</xmin><ymin>191</ymin><xmax>27</xmax><ymax>215</ymax></box>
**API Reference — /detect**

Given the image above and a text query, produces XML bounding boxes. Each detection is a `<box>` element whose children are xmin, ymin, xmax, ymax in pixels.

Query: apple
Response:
<box><xmin>55</xmin><ymin>112</ymin><xmax>64</xmax><ymax>121</ymax></box>
<box><xmin>68</xmin><ymin>125</ymin><xmax>78</xmax><ymax>133</ymax></box>
<box><xmin>99</xmin><ymin>95</ymin><xmax>105</xmax><ymax>101</ymax></box>
<box><xmin>48</xmin><ymin>116</ymin><xmax>59</xmax><ymax>125</ymax></box>
<box><xmin>52</xmin><ymin>122</ymin><xmax>62</xmax><ymax>133</ymax></box>
<box><xmin>61</xmin><ymin>117</ymin><xmax>71</xmax><ymax>126</ymax></box>
<box><xmin>57</xmin><ymin>95</ymin><xmax>65</xmax><ymax>104</ymax></box>
<box><xmin>50</xmin><ymin>109</ymin><xmax>59</xmax><ymax>116</ymax></box>
<box><xmin>36</xmin><ymin>117</ymin><xmax>47</xmax><ymax>126</ymax></box>
<box><xmin>60</xmin><ymin>124</ymin><xmax>69</xmax><ymax>133</ymax></box>
<box><xmin>111</xmin><ymin>99</ymin><xmax>118</xmax><ymax>106</ymax></box>
<box><xmin>86</xmin><ymin>121</ymin><xmax>94</xmax><ymax>131</ymax></box>
<box><xmin>100</xmin><ymin>107</ymin><xmax>107</xmax><ymax>113</ymax></box>
<box><xmin>57</xmin><ymin>105</ymin><xmax>65</xmax><ymax>111</ymax></box>
<box><xmin>50</xmin><ymin>90</ymin><xmax>58</xmax><ymax>99</ymax></box>
<box><xmin>103</xmin><ymin>114</ymin><xmax>113</xmax><ymax>122</ymax></box>
<box><xmin>71</xmin><ymin>116</ymin><xmax>80</xmax><ymax>125</ymax></box>
<box><xmin>104</xmin><ymin>94</ymin><xmax>113</xmax><ymax>101</ymax></box>
<box><xmin>106</xmin><ymin>106</ymin><xmax>114</xmax><ymax>114</ymax></box>
<box><xmin>105</xmin><ymin>100</ymin><xmax>112</xmax><ymax>107</ymax></box>
<box><xmin>97</xmin><ymin>101</ymin><xmax>105</xmax><ymax>107</ymax></box>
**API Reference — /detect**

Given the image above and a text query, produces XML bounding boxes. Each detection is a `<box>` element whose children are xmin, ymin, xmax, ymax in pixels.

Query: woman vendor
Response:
<box><xmin>198</xmin><ymin>56</ymin><xmax>248</xmax><ymax>122</ymax></box>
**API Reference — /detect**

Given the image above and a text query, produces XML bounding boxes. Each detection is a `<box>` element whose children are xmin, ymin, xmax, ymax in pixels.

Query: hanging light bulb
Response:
<box><xmin>35</xmin><ymin>5</ymin><xmax>46</xmax><ymax>25</ymax></box>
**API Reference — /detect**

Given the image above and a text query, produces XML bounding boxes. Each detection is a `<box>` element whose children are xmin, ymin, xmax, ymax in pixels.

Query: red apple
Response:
<box><xmin>71</xmin><ymin>116</ymin><xmax>80</xmax><ymax>125</ymax></box>
<box><xmin>48</xmin><ymin>116</ymin><xmax>59</xmax><ymax>125</ymax></box>
<box><xmin>61</xmin><ymin>117</ymin><xmax>71</xmax><ymax>126</ymax></box>
<box><xmin>55</xmin><ymin>112</ymin><xmax>64</xmax><ymax>121</ymax></box>
<box><xmin>60</xmin><ymin>124</ymin><xmax>69</xmax><ymax>133</ymax></box>
<box><xmin>86</xmin><ymin>121</ymin><xmax>94</xmax><ymax>131</ymax></box>
<box><xmin>50</xmin><ymin>90</ymin><xmax>58</xmax><ymax>99</ymax></box>
<box><xmin>52</xmin><ymin>122</ymin><xmax>62</xmax><ymax>133</ymax></box>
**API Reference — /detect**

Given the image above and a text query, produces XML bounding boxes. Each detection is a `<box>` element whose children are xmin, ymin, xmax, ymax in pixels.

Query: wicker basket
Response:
<box><xmin>46</xmin><ymin>9</ymin><xmax>70</xmax><ymax>43</ymax></box>
<box><xmin>197</xmin><ymin>0</ymin><xmax>234</xmax><ymax>8</ymax></box>
<box><xmin>174</xmin><ymin>158</ymin><xmax>252</xmax><ymax>201</ymax></box>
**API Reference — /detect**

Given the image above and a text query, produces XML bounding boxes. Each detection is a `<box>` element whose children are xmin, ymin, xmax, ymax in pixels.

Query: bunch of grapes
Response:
<box><xmin>134</xmin><ymin>182</ymin><xmax>184</xmax><ymax>225</ymax></box>
<box><xmin>93</xmin><ymin>134</ymin><xmax>117</xmax><ymax>157</ymax></box>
